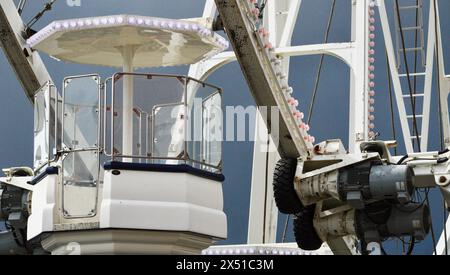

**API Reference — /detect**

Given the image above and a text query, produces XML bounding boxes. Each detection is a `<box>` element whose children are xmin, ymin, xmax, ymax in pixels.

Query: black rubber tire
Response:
<box><xmin>293</xmin><ymin>204</ymin><xmax>323</xmax><ymax>251</ymax></box>
<box><xmin>273</xmin><ymin>158</ymin><xmax>303</xmax><ymax>214</ymax></box>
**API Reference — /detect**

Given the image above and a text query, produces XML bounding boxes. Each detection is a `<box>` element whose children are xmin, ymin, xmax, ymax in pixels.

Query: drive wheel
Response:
<box><xmin>273</xmin><ymin>158</ymin><xmax>303</xmax><ymax>214</ymax></box>
<box><xmin>294</xmin><ymin>204</ymin><xmax>323</xmax><ymax>251</ymax></box>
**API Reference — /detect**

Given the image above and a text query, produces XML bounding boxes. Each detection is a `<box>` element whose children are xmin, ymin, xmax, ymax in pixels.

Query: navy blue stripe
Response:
<box><xmin>28</xmin><ymin>166</ymin><xmax>59</xmax><ymax>186</ymax></box>
<box><xmin>104</xmin><ymin>161</ymin><xmax>225</xmax><ymax>182</ymax></box>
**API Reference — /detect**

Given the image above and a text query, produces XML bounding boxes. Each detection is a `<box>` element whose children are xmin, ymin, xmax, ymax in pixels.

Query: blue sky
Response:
<box><xmin>0</xmin><ymin>0</ymin><xmax>449</xmax><ymax>255</ymax></box>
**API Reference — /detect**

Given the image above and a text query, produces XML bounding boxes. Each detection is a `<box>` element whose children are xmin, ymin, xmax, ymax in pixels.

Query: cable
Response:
<box><xmin>258</xmin><ymin>0</ymin><xmax>268</xmax><ymax>19</ymax></box>
<box><xmin>394</xmin><ymin>0</ymin><xmax>421</xmax><ymax>152</ymax></box>
<box><xmin>307</xmin><ymin>0</ymin><xmax>336</xmax><ymax>125</ymax></box>
<box><xmin>397</xmin><ymin>154</ymin><xmax>409</xmax><ymax>165</ymax></box>
<box><xmin>406</xmin><ymin>236</ymin><xmax>415</xmax><ymax>255</ymax></box>
<box><xmin>412</xmin><ymin>0</ymin><xmax>420</xmax><ymax>112</ymax></box>
<box><xmin>281</xmin><ymin>214</ymin><xmax>290</xmax><ymax>243</ymax></box>
<box><xmin>17</xmin><ymin>0</ymin><xmax>28</xmax><ymax>15</ymax></box>
<box><xmin>25</xmin><ymin>0</ymin><xmax>57</xmax><ymax>36</ymax></box>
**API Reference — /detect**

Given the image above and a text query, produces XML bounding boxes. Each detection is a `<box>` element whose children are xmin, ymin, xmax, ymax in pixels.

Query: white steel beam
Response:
<box><xmin>0</xmin><ymin>0</ymin><xmax>52</xmax><ymax>102</ymax></box>
<box><xmin>348</xmin><ymin>0</ymin><xmax>370</xmax><ymax>154</ymax></box>
<box><xmin>435</xmin><ymin>1</ymin><xmax>450</xmax><ymax>148</ymax></box>
<box><xmin>248</xmin><ymin>0</ymin><xmax>302</xmax><ymax>245</ymax></box>
<box><xmin>378</xmin><ymin>0</ymin><xmax>415</xmax><ymax>153</ymax></box>
<box><xmin>420</xmin><ymin>0</ymin><xmax>437</xmax><ymax>151</ymax></box>
<box><xmin>276</xmin><ymin>43</ymin><xmax>355</xmax><ymax>67</ymax></box>
<box><xmin>435</xmin><ymin>0</ymin><xmax>450</xmax><ymax>256</ymax></box>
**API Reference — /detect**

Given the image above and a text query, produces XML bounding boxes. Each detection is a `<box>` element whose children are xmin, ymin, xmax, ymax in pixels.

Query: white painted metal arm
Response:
<box><xmin>0</xmin><ymin>0</ymin><xmax>52</xmax><ymax>102</ymax></box>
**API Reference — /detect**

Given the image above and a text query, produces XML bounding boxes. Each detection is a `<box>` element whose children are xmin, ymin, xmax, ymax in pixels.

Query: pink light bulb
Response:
<box><xmin>294</xmin><ymin>111</ymin><xmax>304</xmax><ymax>119</ymax></box>
<box><xmin>370</xmin><ymin>17</ymin><xmax>376</xmax><ymax>24</ymax></box>
<box><xmin>369</xmin><ymin>123</ymin><xmax>375</xmax><ymax>129</ymax></box>
<box><xmin>369</xmin><ymin>65</ymin><xmax>375</xmax><ymax>71</ymax></box>
<box><xmin>369</xmin><ymin>106</ymin><xmax>375</xmax><ymax>113</ymax></box>
<box><xmin>369</xmin><ymin>115</ymin><xmax>375</xmax><ymax>121</ymax></box>
<box><xmin>369</xmin><ymin>49</ymin><xmax>375</xmax><ymax>55</ymax></box>
<box><xmin>369</xmin><ymin>98</ymin><xmax>375</xmax><ymax>104</ymax></box>
<box><xmin>369</xmin><ymin>81</ymin><xmax>375</xmax><ymax>88</ymax></box>
<box><xmin>369</xmin><ymin>41</ymin><xmax>375</xmax><ymax>47</ymax></box>
<box><xmin>369</xmin><ymin>57</ymin><xmax>375</xmax><ymax>63</ymax></box>
<box><xmin>369</xmin><ymin>25</ymin><xmax>375</xmax><ymax>32</ymax></box>
<box><xmin>252</xmin><ymin>8</ymin><xmax>260</xmax><ymax>17</ymax></box>
<box><xmin>369</xmin><ymin>90</ymin><xmax>376</xmax><ymax>97</ymax></box>
<box><xmin>369</xmin><ymin>33</ymin><xmax>375</xmax><ymax>39</ymax></box>
<box><xmin>369</xmin><ymin>73</ymin><xmax>375</xmax><ymax>79</ymax></box>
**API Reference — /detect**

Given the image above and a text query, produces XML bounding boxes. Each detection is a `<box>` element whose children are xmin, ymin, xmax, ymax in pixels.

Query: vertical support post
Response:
<box><xmin>435</xmin><ymin>1</ymin><xmax>450</xmax><ymax>148</ymax></box>
<box><xmin>435</xmin><ymin>0</ymin><xmax>450</xmax><ymax>255</ymax></box>
<box><xmin>247</xmin><ymin>0</ymin><xmax>279</xmax><ymax>245</ymax></box>
<box><xmin>248</xmin><ymin>0</ymin><xmax>302</xmax><ymax>244</ymax></box>
<box><xmin>348</xmin><ymin>0</ymin><xmax>369</xmax><ymax>153</ymax></box>
<box><xmin>420</xmin><ymin>0</ymin><xmax>437</xmax><ymax>151</ymax></box>
<box><xmin>248</xmin><ymin>109</ymin><xmax>280</xmax><ymax>244</ymax></box>
<box><xmin>122</xmin><ymin>45</ymin><xmax>135</xmax><ymax>158</ymax></box>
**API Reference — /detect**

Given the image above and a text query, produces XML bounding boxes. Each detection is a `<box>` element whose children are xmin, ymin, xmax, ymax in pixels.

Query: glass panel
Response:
<box><xmin>33</xmin><ymin>84</ymin><xmax>58</xmax><ymax>170</ymax></box>
<box><xmin>187</xmin><ymin>79</ymin><xmax>222</xmax><ymax>172</ymax></box>
<box><xmin>62</xmin><ymin>150</ymin><xmax>99</xmax><ymax>218</ymax></box>
<box><xmin>202</xmin><ymin>92</ymin><xmax>222</xmax><ymax>169</ymax></box>
<box><xmin>63</xmin><ymin>76</ymin><xmax>100</xmax><ymax>150</ymax></box>
<box><xmin>33</xmin><ymin>88</ymin><xmax>47</xmax><ymax>169</ymax></box>
<box><xmin>112</xmin><ymin>74</ymin><xmax>185</xmax><ymax>160</ymax></box>
<box><xmin>48</xmin><ymin>85</ymin><xmax>59</xmax><ymax>163</ymax></box>
<box><xmin>110</xmin><ymin>73</ymin><xmax>223</xmax><ymax>173</ymax></box>
<box><xmin>62</xmin><ymin>75</ymin><xmax>100</xmax><ymax>218</ymax></box>
<box><xmin>152</xmin><ymin>103</ymin><xmax>185</xmax><ymax>161</ymax></box>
